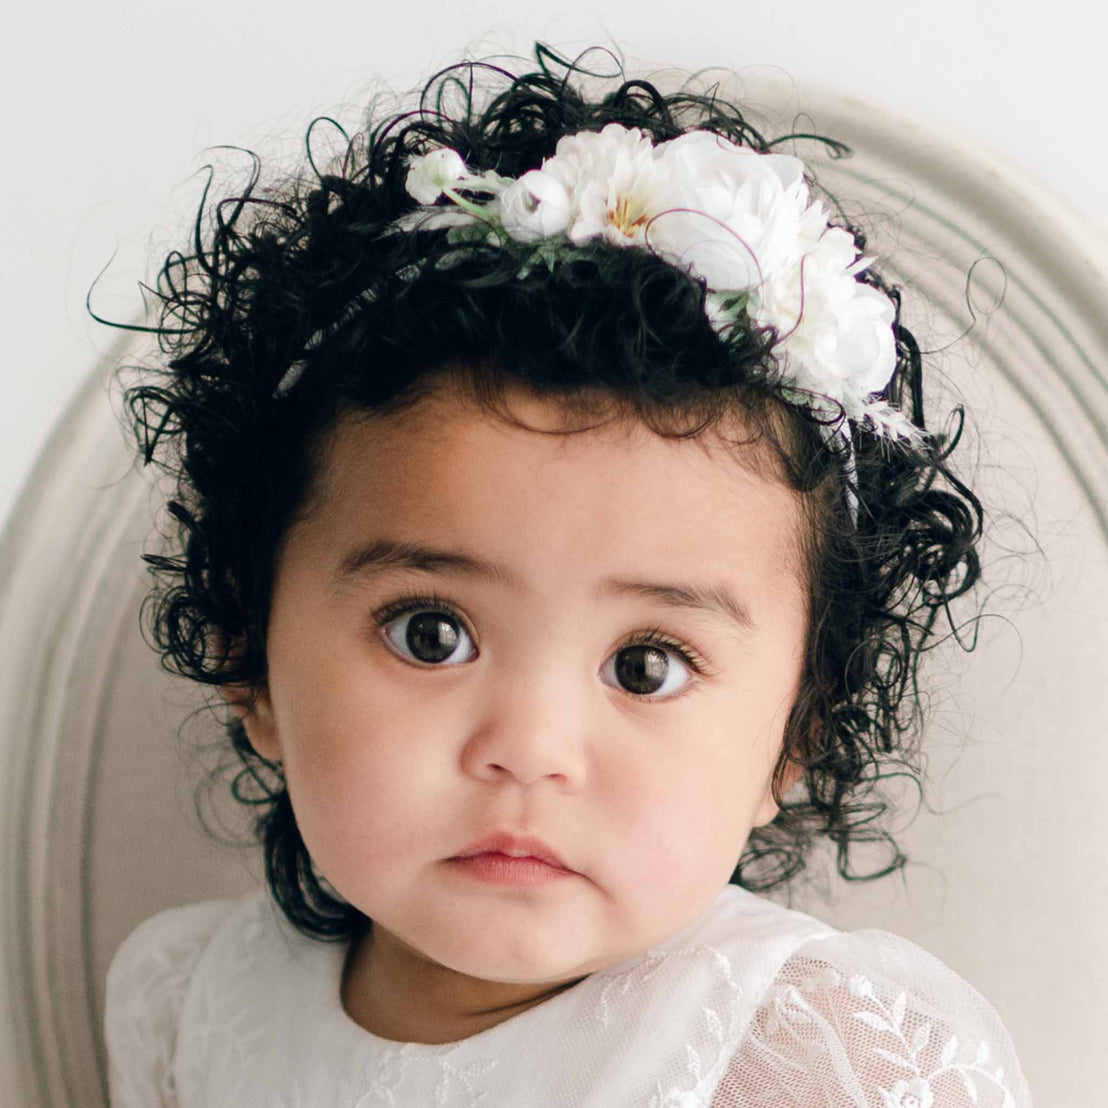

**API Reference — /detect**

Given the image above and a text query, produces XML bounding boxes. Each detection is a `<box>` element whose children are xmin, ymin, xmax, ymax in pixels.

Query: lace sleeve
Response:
<box><xmin>104</xmin><ymin>899</ymin><xmax>238</xmax><ymax>1108</ymax></box>
<box><xmin>710</xmin><ymin>929</ymin><xmax>1032</xmax><ymax>1107</ymax></box>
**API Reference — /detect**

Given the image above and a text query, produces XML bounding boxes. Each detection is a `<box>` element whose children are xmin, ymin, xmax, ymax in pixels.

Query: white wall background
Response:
<box><xmin>2</xmin><ymin>0</ymin><xmax>1106</xmax><ymax>535</ymax></box>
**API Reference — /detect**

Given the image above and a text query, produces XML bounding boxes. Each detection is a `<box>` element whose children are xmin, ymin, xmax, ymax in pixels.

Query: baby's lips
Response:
<box><xmin>450</xmin><ymin>831</ymin><xmax>575</xmax><ymax>873</ymax></box>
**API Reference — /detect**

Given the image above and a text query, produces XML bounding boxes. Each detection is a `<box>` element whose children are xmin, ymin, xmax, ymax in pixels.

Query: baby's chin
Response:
<box><xmin>404</xmin><ymin>915</ymin><xmax>610</xmax><ymax>985</ymax></box>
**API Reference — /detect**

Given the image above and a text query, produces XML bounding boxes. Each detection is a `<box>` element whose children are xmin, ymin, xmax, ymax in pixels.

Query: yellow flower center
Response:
<box><xmin>607</xmin><ymin>193</ymin><xmax>651</xmax><ymax>238</ymax></box>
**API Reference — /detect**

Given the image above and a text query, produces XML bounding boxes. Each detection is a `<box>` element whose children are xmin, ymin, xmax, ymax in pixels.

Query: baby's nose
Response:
<box><xmin>459</xmin><ymin>669</ymin><xmax>590</xmax><ymax>787</ymax></box>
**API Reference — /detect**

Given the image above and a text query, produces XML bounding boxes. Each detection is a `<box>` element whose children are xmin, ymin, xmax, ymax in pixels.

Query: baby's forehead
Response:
<box><xmin>305</xmin><ymin>386</ymin><xmax>809</xmax><ymax>592</ymax></box>
<box><xmin>352</xmin><ymin>373</ymin><xmax>782</xmax><ymax>470</ymax></box>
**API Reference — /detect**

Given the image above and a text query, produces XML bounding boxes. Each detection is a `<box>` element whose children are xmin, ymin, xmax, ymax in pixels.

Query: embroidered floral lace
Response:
<box><xmin>104</xmin><ymin>887</ymin><xmax>1031</xmax><ymax>1107</ymax></box>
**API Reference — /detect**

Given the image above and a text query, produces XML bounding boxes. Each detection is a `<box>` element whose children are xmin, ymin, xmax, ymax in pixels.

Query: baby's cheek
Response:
<box><xmin>281</xmin><ymin>740</ymin><xmax>382</xmax><ymax>871</ymax></box>
<box><xmin>284</xmin><ymin>736</ymin><xmax>446</xmax><ymax>898</ymax></box>
<box><xmin>641</xmin><ymin>748</ymin><xmax>762</xmax><ymax>885</ymax></box>
<box><xmin>600</xmin><ymin>757</ymin><xmax>712</xmax><ymax>884</ymax></box>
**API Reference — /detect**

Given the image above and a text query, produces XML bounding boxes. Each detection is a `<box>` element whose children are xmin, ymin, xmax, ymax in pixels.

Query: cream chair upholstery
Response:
<box><xmin>1</xmin><ymin>87</ymin><xmax>1104</xmax><ymax>1106</ymax></box>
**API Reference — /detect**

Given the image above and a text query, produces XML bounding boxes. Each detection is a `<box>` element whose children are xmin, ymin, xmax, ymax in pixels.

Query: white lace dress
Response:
<box><xmin>104</xmin><ymin>884</ymin><xmax>1032</xmax><ymax>1107</ymax></box>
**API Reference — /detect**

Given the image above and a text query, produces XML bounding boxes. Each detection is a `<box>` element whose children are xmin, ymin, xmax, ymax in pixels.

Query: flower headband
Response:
<box><xmin>400</xmin><ymin>124</ymin><xmax>927</xmax><ymax>512</ymax></box>
<box><xmin>278</xmin><ymin>124</ymin><xmax>926</xmax><ymax>519</ymax></box>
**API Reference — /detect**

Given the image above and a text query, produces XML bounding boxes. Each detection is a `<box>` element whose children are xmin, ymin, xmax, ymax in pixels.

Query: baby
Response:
<box><xmin>103</xmin><ymin>42</ymin><xmax>1032</xmax><ymax>1107</ymax></box>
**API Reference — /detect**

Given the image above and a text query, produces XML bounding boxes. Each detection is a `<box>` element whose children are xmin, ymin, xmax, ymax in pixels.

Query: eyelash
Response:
<box><xmin>369</xmin><ymin>588</ymin><xmax>711</xmax><ymax>698</ymax></box>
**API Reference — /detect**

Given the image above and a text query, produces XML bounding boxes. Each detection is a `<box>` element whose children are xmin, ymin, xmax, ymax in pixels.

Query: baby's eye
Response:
<box><xmin>601</xmin><ymin>636</ymin><xmax>697</xmax><ymax>701</ymax></box>
<box><xmin>377</xmin><ymin>598</ymin><xmax>477</xmax><ymax>666</ymax></box>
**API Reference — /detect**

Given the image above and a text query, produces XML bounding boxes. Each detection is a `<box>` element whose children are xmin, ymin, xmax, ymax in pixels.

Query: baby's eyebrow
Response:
<box><xmin>332</xmin><ymin>537</ymin><xmax>757</xmax><ymax>634</ymax></box>
<box><xmin>603</xmin><ymin>578</ymin><xmax>756</xmax><ymax>634</ymax></box>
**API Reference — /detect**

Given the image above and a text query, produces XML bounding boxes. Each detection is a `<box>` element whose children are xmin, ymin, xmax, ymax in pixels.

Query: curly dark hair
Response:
<box><xmin>100</xmin><ymin>43</ymin><xmax>983</xmax><ymax>943</ymax></box>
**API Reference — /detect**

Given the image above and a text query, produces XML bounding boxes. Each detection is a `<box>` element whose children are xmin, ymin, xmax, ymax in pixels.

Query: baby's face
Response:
<box><xmin>241</xmin><ymin>379</ymin><xmax>808</xmax><ymax>993</ymax></box>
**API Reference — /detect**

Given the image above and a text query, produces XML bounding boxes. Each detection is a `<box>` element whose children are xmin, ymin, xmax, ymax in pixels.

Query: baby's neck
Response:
<box><xmin>340</xmin><ymin>925</ymin><xmax>588</xmax><ymax>1045</ymax></box>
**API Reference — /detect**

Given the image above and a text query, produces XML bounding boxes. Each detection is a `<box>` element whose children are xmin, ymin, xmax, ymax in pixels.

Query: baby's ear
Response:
<box><xmin>752</xmin><ymin>759</ymin><xmax>806</xmax><ymax>828</ymax></box>
<box><xmin>217</xmin><ymin>679</ymin><xmax>281</xmax><ymax>763</ymax></box>
<box><xmin>212</xmin><ymin>629</ymin><xmax>281</xmax><ymax>762</ymax></box>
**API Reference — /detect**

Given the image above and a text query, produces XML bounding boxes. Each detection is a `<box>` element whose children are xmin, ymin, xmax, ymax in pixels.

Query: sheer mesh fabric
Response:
<box><xmin>710</xmin><ymin>931</ymin><xmax>1027</xmax><ymax>1107</ymax></box>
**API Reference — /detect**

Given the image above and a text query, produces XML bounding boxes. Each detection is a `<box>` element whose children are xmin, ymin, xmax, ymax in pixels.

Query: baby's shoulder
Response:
<box><xmin>104</xmin><ymin>894</ymin><xmax>258</xmax><ymax>1108</ymax></box>
<box><xmin>107</xmin><ymin>897</ymin><xmax>246</xmax><ymax>996</ymax></box>
<box><xmin>763</xmin><ymin>926</ymin><xmax>1012</xmax><ymax>1037</ymax></box>
<box><xmin>716</xmin><ymin>925</ymin><xmax>1031</xmax><ymax>1106</ymax></box>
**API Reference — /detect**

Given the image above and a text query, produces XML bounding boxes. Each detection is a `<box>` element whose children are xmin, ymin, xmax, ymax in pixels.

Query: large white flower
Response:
<box><xmin>751</xmin><ymin>226</ymin><xmax>897</xmax><ymax>407</ymax></box>
<box><xmin>504</xmin><ymin>123</ymin><xmax>675</xmax><ymax>247</ymax></box>
<box><xmin>647</xmin><ymin>131</ymin><xmax>819</xmax><ymax>291</ymax></box>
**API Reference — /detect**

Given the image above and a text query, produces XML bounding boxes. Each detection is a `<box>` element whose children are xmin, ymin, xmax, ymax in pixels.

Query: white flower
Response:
<box><xmin>647</xmin><ymin>131</ymin><xmax>817</xmax><ymax>291</ymax></box>
<box><xmin>878</xmin><ymin>1076</ymin><xmax>934</xmax><ymax>1108</ymax></box>
<box><xmin>751</xmin><ymin>226</ymin><xmax>897</xmax><ymax>406</ymax></box>
<box><xmin>405</xmin><ymin>148</ymin><xmax>468</xmax><ymax>204</ymax></box>
<box><xmin>847</xmin><ymin>974</ymin><xmax>875</xmax><ymax>999</ymax></box>
<box><xmin>499</xmin><ymin>168</ymin><xmax>572</xmax><ymax>241</ymax></box>
<box><xmin>527</xmin><ymin>123</ymin><xmax>675</xmax><ymax>246</ymax></box>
